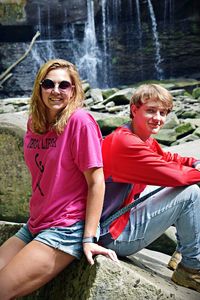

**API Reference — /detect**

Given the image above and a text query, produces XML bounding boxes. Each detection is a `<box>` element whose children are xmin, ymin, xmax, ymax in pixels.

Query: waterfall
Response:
<box><xmin>77</xmin><ymin>0</ymin><xmax>100</xmax><ymax>87</ymax></box>
<box><xmin>45</xmin><ymin>3</ymin><xmax>55</xmax><ymax>60</ymax></box>
<box><xmin>112</xmin><ymin>0</ymin><xmax>121</xmax><ymax>24</ymax></box>
<box><xmin>135</xmin><ymin>0</ymin><xmax>144</xmax><ymax>80</ymax></box>
<box><xmin>31</xmin><ymin>0</ymin><xmax>163</xmax><ymax>87</ymax></box>
<box><xmin>147</xmin><ymin>0</ymin><xmax>164</xmax><ymax>79</ymax></box>
<box><xmin>164</xmin><ymin>0</ymin><xmax>174</xmax><ymax>28</ymax></box>
<box><xmin>31</xmin><ymin>2</ymin><xmax>58</xmax><ymax>72</ymax></box>
<box><xmin>101</xmin><ymin>0</ymin><xmax>108</xmax><ymax>87</ymax></box>
<box><xmin>163</xmin><ymin>0</ymin><xmax>174</xmax><ymax>78</ymax></box>
<box><xmin>135</xmin><ymin>0</ymin><xmax>142</xmax><ymax>37</ymax></box>
<box><xmin>37</xmin><ymin>4</ymin><xmax>42</xmax><ymax>36</ymax></box>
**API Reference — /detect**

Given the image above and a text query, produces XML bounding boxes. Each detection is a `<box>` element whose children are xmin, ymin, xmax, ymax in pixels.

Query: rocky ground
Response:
<box><xmin>0</xmin><ymin>79</ymin><xmax>200</xmax><ymax>145</ymax></box>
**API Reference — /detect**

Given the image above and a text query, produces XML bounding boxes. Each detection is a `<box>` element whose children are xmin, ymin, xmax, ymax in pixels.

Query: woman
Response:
<box><xmin>100</xmin><ymin>84</ymin><xmax>200</xmax><ymax>292</ymax></box>
<box><xmin>0</xmin><ymin>59</ymin><xmax>117</xmax><ymax>299</ymax></box>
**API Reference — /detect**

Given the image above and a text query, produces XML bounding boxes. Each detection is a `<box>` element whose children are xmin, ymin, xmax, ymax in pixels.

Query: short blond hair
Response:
<box><xmin>29</xmin><ymin>59</ymin><xmax>84</xmax><ymax>134</ymax></box>
<box><xmin>130</xmin><ymin>84</ymin><xmax>173</xmax><ymax>119</ymax></box>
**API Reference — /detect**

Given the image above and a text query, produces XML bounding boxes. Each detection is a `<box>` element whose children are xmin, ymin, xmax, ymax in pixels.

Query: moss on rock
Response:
<box><xmin>0</xmin><ymin>123</ymin><xmax>30</xmax><ymax>222</ymax></box>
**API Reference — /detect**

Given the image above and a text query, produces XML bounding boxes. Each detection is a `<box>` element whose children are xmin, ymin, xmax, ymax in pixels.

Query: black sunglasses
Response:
<box><xmin>40</xmin><ymin>79</ymin><xmax>73</xmax><ymax>91</ymax></box>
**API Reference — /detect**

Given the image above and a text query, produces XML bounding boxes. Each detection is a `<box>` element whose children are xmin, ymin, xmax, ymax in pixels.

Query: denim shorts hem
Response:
<box><xmin>15</xmin><ymin>222</ymin><xmax>84</xmax><ymax>260</ymax></box>
<box><xmin>34</xmin><ymin>238</ymin><xmax>82</xmax><ymax>260</ymax></box>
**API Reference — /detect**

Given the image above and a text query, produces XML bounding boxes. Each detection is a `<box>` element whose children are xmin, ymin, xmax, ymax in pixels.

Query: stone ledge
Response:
<box><xmin>0</xmin><ymin>222</ymin><xmax>199</xmax><ymax>299</ymax></box>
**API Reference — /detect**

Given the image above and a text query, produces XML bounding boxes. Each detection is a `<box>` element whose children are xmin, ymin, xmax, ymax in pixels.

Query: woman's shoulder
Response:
<box><xmin>70</xmin><ymin>108</ymin><xmax>97</xmax><ymax>124</ymax></box>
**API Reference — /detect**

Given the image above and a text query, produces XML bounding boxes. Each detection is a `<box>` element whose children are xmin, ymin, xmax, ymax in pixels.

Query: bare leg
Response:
<box><xmin>0</xmin><ymin>240</ymin><xmax>75</xmax><ymax>300</ymax></box>
<box><xmin>0</xmin><ymin>236</ymin><xmax>26</xmax><ymax>271</ymax></box>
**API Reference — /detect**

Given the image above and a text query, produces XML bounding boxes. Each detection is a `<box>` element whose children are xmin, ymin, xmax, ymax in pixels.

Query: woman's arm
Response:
<box><xmin>83</xmin><ymin>167</ymin><xmax>118</xmax><ymax>265</ymax></box>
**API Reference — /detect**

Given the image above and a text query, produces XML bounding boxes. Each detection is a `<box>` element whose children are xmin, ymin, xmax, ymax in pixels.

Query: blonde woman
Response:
<box><xmin>0</xmin><ymin>59</ymin><xmax>117</xmax><ymax>299</ymax></box>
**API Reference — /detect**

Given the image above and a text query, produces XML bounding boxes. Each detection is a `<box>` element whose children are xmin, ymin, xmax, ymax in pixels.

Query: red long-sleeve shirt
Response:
<box><xmin>102</xmin><ymin>124</ymin><xmax>200</xmax><ymax>239</ymax></box>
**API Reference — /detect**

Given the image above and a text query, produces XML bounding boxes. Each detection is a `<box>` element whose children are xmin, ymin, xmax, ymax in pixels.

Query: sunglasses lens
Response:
<box><xmin>41</xmin><ymin>80</ymin><xmax>72</xmax><ymax>91</ymax></box>
<box><xmin>41</xmin><ymin>79</ymin><xmax>54</xmax><ymax>89</ymax></box>
<box><xmin>59</xmin><ymin>81</ymin><xmax>72</xmax><ymax>90</ymax></box>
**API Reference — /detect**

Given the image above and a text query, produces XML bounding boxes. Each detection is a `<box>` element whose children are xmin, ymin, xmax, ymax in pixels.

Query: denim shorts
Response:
<box><xmin>15</xmin><ymin>221</ymin><xmax>85</xmax><ymax>260</ymax></box>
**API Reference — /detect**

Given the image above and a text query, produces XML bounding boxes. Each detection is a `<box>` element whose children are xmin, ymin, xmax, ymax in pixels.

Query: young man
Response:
<box><xmin>99</xmin><ymin>84</ymin><xmax>200</xmax><ymax>292</ymax></box>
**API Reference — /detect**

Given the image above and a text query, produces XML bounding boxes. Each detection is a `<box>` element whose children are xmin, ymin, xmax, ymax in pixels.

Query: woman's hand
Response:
<box><xmin>83</xmin><ymin>242</ymin><xmax>119</xmax><ymax>265</ymax></box>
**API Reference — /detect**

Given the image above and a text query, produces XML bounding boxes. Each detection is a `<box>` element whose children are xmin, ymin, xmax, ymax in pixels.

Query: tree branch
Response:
<box><xmin>0</xmin><ymin>31</ymin><xmax>40</xmax><ymax>83</ymax></box>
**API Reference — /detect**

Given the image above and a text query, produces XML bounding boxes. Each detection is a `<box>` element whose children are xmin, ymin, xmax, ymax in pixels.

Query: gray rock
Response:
<box><xmin>193</xmin><ymin>127</ymin><xmax>200</xmax><ymax>137</ymax></box>
<box><xmin>192</xmin><ymin>87</ymin><xmax>200</xmax><ymax>99</ymax></box>
<box><xmin>162</xmin><ymin>113</ymin><xmax>180</xmax><ymax>129</ymax></box>
<box><xmin>175</xmin><ymin>122</ymin><xmax>195</xmax><ymax>138</ymax></box>
<box><xmin>90</xmin><ymin>103</ymin><xmax>107</xmax><ymax>111</ymax></box>
<box><xmin>0</xmin><ymin>121</ymin><xmax>30</xmax><ymax>222</ymax></box>
<box><xmin>179</xmin><ymin>110</ymin><xmax>199</xmax><ymax>119</ymax></box>
<box><xmin>97</xmin><ymin>116</ymin><xmax>129</xmax><ymax>135</ymax></box>
<box><xmin>170</xmin><ymin>89</ymin><xmax>186</xmax><ymax>96</ymax></box>
<box><xmin>102</xmin><ymin>87</ymin><xmax>136</xmax><ymax>105</ymax></box>
<box><xmin>105</xmin><ymin>101</ymin><xmax>115</xmax><ymax>107</ymax></box>
<box><xmin>0</xmin><ymin>111</ymin><xmax>28</xmax><ymax>130</ymax></box>
<box><xmin>154</xmin><ymin>129</ymin><xmax>177</xmax><ymax>146</ymax></box>
<box><xmin>164</xmin><ymin>139</ymin><xmax>200</xmax><ymax>159</ymax></box>
<box><xmin>0</xmin><ymin>221</ymin><xmax>23</xmax><ymax>245</ymax></box>
<box><xmin>1</xmin><ymin>221</ymin><xmax>199</xmax><ymax>300</ymax></box>
<box><xmin>82</xmin><ymin>82</ymin><xmax>90</xmax><ymax>93</ymax></box>
<box><xmin>84</xmin><ymin>97</ymin><xmax>94</xmax><ymax>106</ymax></box>
<box><xmin>102</xmin><ymin>88</ymin><xmax>119</xmax><ymax>99</ymax></box>
<box><xmin>171</xmin><ymin>133</ymin><xmax>199</xmax><ymax>146</ymax></box>
<box><xmin>184</xmin><ymin>118</ymin><xmax>200</xmax><ymax>128</ymax></box>
<box><xmin>147</xmin><ymin>226</ymin><xmax>177</xmax><ymax>255</ymax></box>
<box><xmin>0</xmin><ymin>103</ymin><xmax>15</xmax><ymax>113</ymax></box>
<box><xmin>90</xmin><ymin>88</ymin><xmax>104</xmax><ymax>104</ymax></box>
<box><xmin>106</xmin><ymin>105</ymin><xmax>127</xmax><ymax>113</ymax></box>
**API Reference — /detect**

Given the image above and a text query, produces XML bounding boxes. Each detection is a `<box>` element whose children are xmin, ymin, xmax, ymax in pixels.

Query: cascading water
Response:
<box><xmin>135</xmin><ymin>0</ymin><xmax>144</xmax><ymax>80</ymax></box>
<box><xmin>2</xmin><ymin>0</ymin><xmax>199</xmax><ymax>97</ymax></box>
<box><xmin>46</xmin><ymin>3</ymin><xmax>56</xmax><ymax>60</ymax></box>
<box><xmin>147</xmin><ymin>0</ymin><xmax>164</xmax><ymax>79</ymax></box>
<box><xmin>76</xmin><ymin>0</ymin><xmax>100</xmax><ymax>87</ymax></box>
<box><xmin>163</xmin><ymin>0</ymin><xmax>175</xmax><ymax>78</ymax></box>
<box><xmin>164</xmin><ymin>0</ymin><xmax>174</xmax><ymax>28</ymax></box>
<box><xmin>101</xmin><ymin>0</ymin><xmax>108</xmax><ymax>87</ymax></box>
<box><xmin>30</xmin><ymin>0</ymin><xmax>165</xmax><ymax>87</ymax></box>
<box><xmin>31</xmin><ymin>3</ymin><xmax>57</xmax><ymax>72</ymax></box>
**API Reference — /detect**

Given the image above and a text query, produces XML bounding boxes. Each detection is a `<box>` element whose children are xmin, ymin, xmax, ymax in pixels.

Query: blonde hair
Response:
<box><xmin>29</xmin><ymin>59</ymin><xmax>84</xmax><ymax>134</ymax></box>
<box><xmin>130</xmin><ymin>84</ymin><xmax>173</xmax><ymax>119</ymax></box>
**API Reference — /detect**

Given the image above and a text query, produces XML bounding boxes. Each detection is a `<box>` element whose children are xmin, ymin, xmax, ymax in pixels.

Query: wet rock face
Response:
<box><xmin>0</xmin><ymin>0</ymin><xmax>200</xmax><ymax>94</ymax></box>
<box><xmin>0</xmin><ymin>0</ymin><xmax>102</xmax><ymax>26</ymax></box>
<box><xmin>1</xmin><ymin>0</ymin><xmax>199</xmax><ymax>26</ymax></box>
<box><xmin>0</xmin><ymin>0</ymin><xmax>86</xmax><ymax>25</ymax></box>
<box><xmin>25</xmin><ymin>0</ymin><xmax>88</xmax><ymax>25</ymax></box>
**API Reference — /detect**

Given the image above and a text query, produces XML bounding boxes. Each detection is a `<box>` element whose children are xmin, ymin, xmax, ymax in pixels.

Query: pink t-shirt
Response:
<box><xmin>24</xmin><ymin>109</ymin><xmax>103</xmax><ymax>234</ymax></box>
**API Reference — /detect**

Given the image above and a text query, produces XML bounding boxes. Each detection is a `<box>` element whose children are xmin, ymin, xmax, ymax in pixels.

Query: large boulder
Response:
<box><xmin>0</xmin><ymin>222</ymin><xmax>199</xmax><ymax>300</ymax></box>
<box><xmin>0</xmin><ymin>117</ymin><xmax>30</xmax><ymax>222</ymax></box>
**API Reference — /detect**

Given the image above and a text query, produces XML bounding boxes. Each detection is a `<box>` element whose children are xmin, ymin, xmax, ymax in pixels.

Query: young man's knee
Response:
<box><xmin>185</xmin><ymin>184</ymin><xmax>200</xmax><ymax>205</ymax></box>
<box><xmin>187</xmin><ymin>184</ymin><xmax>200</xmax><ymax>196</ymax></box>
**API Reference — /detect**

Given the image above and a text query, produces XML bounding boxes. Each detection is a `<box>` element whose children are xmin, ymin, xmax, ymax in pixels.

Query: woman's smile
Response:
<box><xmin>41</xmin><ymin>68</ymin><xmax>73</xmax><ymax>122</ymax></box>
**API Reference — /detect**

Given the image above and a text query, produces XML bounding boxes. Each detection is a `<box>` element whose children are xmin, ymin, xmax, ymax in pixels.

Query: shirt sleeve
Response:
<box><xmin>102</xmin><ymin>127</ymin><xmax>200</xmax><ymax>187</ymax></box>
<box><xmin>71</xmin><ymin>116</ymin><xmax>103</xmax><ymax>172</ymax></box>
<box><xmin>151</xmin><ymin>138</ymin><xmax>198</xmax><ymax>167</ymax></box>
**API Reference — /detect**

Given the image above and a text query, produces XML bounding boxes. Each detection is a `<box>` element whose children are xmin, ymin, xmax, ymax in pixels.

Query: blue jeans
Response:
<box><xmin>103</xmin><ymin>184</ymin><xmax>200</xmax><ymax>270</ymax></box>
